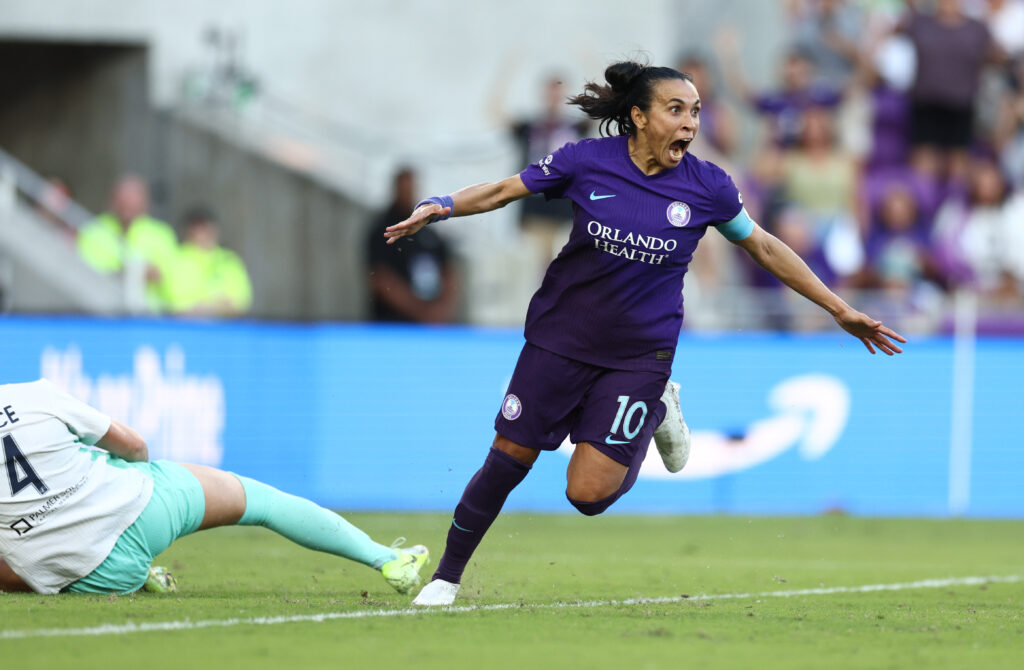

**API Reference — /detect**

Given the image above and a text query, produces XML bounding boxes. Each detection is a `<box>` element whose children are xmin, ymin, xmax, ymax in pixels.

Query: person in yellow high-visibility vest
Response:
<box><xmin>164</xmin><ymin>206</ymin><xmax>253</xmax><ymax>317</ymax></box>
<box><xmin>77</xmin><ymin>176</ymin><xmax>178</xmax><ymax>310</ymax></box>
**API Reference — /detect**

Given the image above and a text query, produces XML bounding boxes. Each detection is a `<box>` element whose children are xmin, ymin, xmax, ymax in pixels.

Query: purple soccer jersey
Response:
<box><xmin>519</xmin><ymin>135</ymin><xmax>744</xmax><ymax>372</ymax></box>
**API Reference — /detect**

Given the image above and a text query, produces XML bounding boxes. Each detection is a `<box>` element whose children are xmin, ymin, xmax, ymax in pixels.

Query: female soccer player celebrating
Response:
<box><xmin>385</xmin><ymin>61</ymin><xmax>905</xmax><ymax>606</ymax></box>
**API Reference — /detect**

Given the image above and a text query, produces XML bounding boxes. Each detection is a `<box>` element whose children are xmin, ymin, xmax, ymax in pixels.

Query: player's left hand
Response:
<box><xmin>384</xmin><ymin>204</ymin><xmax>450</xmax><ymax>244</ymax></box>
<box><xmin>834</xmin><ymin>308</ymin><xmax>907</xmax><ymax>355</ymax></box>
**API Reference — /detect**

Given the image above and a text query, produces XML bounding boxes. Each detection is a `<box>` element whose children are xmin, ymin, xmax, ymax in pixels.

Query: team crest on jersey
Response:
<box><xmin>667</xmin><ymin>201</ymin><xmax>691</xmax><ymax>227</ymax></box>
<box><xmin>501</xmin><ymin>393</ymin><xmax>522</xmax><ymax>421</ymax></box>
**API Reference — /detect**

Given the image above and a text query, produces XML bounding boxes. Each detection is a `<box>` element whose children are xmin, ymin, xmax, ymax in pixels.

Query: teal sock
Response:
<box><xmin>233</xmin><ymin>475</ymin><xmax>398</xmax><ymax>569</ymax></box>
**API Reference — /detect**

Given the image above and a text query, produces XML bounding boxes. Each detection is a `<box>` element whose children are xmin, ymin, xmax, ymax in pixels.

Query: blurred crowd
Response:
<box><xmin>389</xmin><ymin>0</ymin><xmax>1020</xmax><ymax>333</ymax></box>
<box><xmin>26</xmin><ymin>0</ymin><xmax>1024</xmax><ymax>331</ymax></box>
<box><xmin>697</xmin><ymin>0</ymin><xmax>1024</xmax><ymax>332</ymax></box>
<box><xmin>74</xmin><ymin>175</ymin><xmax>252</xmax><ymax>317</ymax></box>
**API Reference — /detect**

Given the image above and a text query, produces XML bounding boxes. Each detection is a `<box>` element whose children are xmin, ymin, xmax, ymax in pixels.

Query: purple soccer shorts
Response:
<box><xmin>494</xmin><ymin>342</ymin><xmax>668</xmax><ymax>465</ymax></box>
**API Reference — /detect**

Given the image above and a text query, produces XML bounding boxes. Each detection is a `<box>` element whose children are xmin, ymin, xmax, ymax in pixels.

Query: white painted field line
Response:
<box><xmin>2</xmin><ymin>574</ymin><xmax>1019</xmax><ymax>640</ymax></box>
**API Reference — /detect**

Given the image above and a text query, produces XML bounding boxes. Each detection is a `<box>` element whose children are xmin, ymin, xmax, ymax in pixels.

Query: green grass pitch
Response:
<box><xmin>3</xmin><ymin>513</ymin><xmax>1022</xmax><ymax>669</ymax></box>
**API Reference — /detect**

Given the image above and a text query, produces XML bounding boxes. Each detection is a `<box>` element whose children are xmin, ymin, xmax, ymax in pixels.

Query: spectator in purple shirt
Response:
<box><xmin>717</xmin><ymin>27</ymin><xmax>843</xmax><ymax>147</ymax></box>
<box><xmin>385</xmin><ymin>61</ymin><xmax>905</xmax><ymax>606</ymax></box>
<box><xmin>855</xmin><ymin>182</ymin><xmax>944</xmax><ymax>293</ymax></box>
<box><xmin>860</xmin><ymin>36</ymin><xmax>914</xmax><ymax>173</ymax></box>
<box><xmin>898</xmin><ymin>0</ymin><xmax>999</xmax><ymax>182</ymax></box>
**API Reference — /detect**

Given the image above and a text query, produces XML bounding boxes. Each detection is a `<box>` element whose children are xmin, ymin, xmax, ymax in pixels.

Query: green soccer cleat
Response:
<box><xmin>380</xmin><ymin>541</ymin><xmax>430</xmax><ymax>594</ymax></box>
<box><xmin>142</xmin><ymin>565</ymin><xmax>178</xmax><ymax>594</ymax></box>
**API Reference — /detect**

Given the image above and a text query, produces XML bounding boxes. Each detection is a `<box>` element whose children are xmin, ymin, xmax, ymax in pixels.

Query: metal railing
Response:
<box><xmin>0</xmin><ymin>146</ymin><xmax>94</xmax><ymax>230</ymax></box>
<box><xmin>0</xmin><ymin>146</ymin><xmax>149</xmax><ymax>314</ymax></box>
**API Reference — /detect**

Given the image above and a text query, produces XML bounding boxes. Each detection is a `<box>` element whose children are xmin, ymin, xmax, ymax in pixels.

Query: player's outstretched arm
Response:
<box><xmin>733</xmin><ymin>223</ymin><xmax>906</xmax><ymax>355</ymax></box>
<box><xmin>95</xmin><ymin>419</ymin><xmax>149</xmax><ymax>462</ymax></box>
<box><xmin>385</xmin><ymin>175</ymin><xmax>531</xmax><ymax>244</ymax></box>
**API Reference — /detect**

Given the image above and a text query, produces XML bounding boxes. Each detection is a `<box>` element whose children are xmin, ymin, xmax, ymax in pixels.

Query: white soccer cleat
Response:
<box><xmin>653</xmin><ymin>380</ymin><xmax>690</xmax><ymax>473</ymax></box>
<box><xmin>411</xmin><ymin>578</ymin><xmax>460</xmax><ymax>606</ymax></box>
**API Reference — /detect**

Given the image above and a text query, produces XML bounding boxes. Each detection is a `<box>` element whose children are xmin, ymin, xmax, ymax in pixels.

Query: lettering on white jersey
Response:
<box><xmin>0</xmin><ymin>404</ymin><xmax>19</xmax><ymax>428</ymax></box>
<box><xmin>14</xmin><ymin>474</ymin><xmax>87</xmax><ymax>534</ymax></box>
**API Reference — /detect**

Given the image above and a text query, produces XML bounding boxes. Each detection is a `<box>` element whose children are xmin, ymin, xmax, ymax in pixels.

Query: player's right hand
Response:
<box><xmin>384</xmin><ymin>204</ymin><xmax>451</xmax><ymax>244</ymax></box>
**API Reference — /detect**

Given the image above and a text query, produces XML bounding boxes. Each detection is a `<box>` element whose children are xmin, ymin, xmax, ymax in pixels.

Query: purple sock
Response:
<box><xmin>433</xmin><ymin>447</ymin><xmax>531</xmax><ymax>584</ymax></box>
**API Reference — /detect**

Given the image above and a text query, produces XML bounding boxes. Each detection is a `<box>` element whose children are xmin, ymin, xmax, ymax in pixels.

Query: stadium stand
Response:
<box><xmin>0</xmin><ymin>1</ymin><xmax>1021</xmax><ymax>333</ymax></box>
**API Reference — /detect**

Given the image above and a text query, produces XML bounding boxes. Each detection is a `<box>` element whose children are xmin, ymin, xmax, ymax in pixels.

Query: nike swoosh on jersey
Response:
<box><xmin>589</xmin><ymin>191</ymin><xmax>616</xmax><ymax>200</ymax></box>
<box><xmin>605</xmin><ymin>435</ymin><xmax>630</xmax><ymax>445</ymax></box>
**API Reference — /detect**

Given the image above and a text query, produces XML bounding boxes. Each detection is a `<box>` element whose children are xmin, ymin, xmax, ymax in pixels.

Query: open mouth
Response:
<box><xmin>668</xmin><ymin>139</ymin><xmax>691</xmax><ymax>161</ymax></box>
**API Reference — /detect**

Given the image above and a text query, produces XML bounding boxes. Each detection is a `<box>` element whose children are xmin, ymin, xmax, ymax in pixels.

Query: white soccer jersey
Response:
<box><xmin>0</xmin><ymin>379</ymin><xmax>153</xmax><ymax>593</ymax></box>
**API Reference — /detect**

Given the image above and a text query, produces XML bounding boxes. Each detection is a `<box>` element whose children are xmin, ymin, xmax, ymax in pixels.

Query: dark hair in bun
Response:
<box><xmin>568</xmin><ymin>60</ymin><xmax>692</xmax><ymax>137</ymax></box>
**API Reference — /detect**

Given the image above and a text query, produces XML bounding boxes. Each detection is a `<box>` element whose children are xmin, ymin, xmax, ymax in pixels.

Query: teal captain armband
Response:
<box><xmin>715</xmin><ymin>207</ymin><xmax>756</xmax><ymax>242</ymax></box>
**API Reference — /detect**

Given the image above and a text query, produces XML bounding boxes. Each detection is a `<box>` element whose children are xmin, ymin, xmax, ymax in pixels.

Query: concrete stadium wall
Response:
<box><xmin>0</xmin><ymin>42</ymin><xmax>156</xmax><ymax>213</ymax></box>
<box><xmin>0</xmin><ymin>40</ymin><xmax>373</xmax><ymax>320</ymax></box>
<box><xmin>0</xmin><ymin>0</ymin><xmax>680</xmax><ymax>140</ymax></box>
<box><xmin>0</xmin><ymin>0</ymin><xmax>771</xmax><ymax>204</ymax></box>
<box><xmin>154</xmin><ymin>116</ymin><xmax>373</xmax><ymax>321</ymax></box>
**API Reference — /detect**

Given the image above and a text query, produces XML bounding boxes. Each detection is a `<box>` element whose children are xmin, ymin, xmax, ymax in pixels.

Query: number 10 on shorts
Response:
<box><xmin>610</xmin><ymin>396</ymin><xmax>648</xmax><ymax>440</ymax></box>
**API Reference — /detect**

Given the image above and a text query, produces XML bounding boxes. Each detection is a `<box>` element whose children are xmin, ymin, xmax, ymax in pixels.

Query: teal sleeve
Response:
<box><xmin>716</xmin><ymin>207</ymin><xmax>756</xmax><ymax>242</ymax></box>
